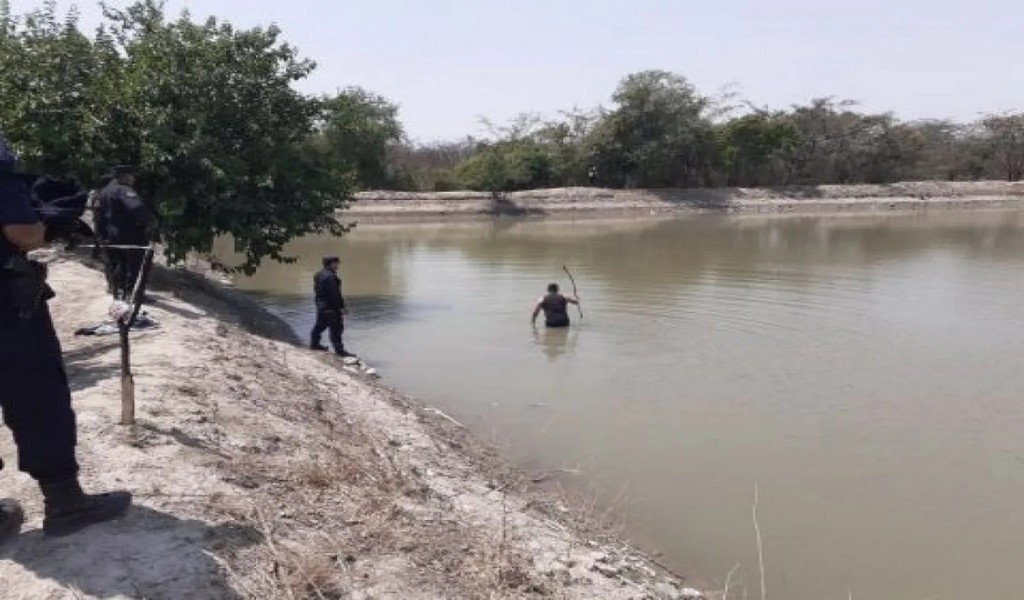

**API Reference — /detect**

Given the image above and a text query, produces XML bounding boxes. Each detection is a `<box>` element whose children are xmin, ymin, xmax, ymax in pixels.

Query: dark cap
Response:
<box><xmin>322</xmin><ymin>255</ymin><xmax>340</xmax><ymax>267</ymax></box>
<box><xmin>111</xmin><ymin>165</ymin><xmax>135</xmax><ymax>176</ymax></box>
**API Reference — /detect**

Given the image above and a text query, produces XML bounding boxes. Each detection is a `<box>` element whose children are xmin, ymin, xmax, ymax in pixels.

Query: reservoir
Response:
<box><xmin>232</xmin><ymin>210</ymin><xmax>1024</xmax><ymax>599</ymax></box>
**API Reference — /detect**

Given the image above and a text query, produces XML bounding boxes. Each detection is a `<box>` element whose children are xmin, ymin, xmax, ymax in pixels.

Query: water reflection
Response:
<box><xmin>532</xmin><ymin>325</ymin><xmax>576</xmax><ymax>362</ymax></box>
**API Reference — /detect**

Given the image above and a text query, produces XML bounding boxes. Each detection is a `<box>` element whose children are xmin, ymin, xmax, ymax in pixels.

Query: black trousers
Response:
<box><xmin>310</xmin><ymin>309</ymin><xmax>344</xmax><ymax>352</ymax></box>
<box><xmin>0</xmin><ymin>305</ymin><xmax>79</xmax><ymax>484</ymax></box>
<box><xmin>106</xmin><ymin>247</ymin><xmax>145</xmax><ymax>300</ymax></box>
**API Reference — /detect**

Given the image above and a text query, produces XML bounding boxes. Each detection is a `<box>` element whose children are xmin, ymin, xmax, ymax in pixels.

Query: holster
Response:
<box><xmin>1</xmin><ymin>254</ymin><xmax>54</xmax><ymax>319</ymax></box>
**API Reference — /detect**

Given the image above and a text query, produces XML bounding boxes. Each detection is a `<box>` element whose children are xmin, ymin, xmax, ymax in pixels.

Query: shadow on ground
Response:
<box><xmin>62</xmin><ymin>340</ymin><xmax>121</xmax><ymax>393</ymax></box>
<box><xmin>0</xmin><ymin>504</ymin><xmax>261</xmax><ymax>599</ymax></box>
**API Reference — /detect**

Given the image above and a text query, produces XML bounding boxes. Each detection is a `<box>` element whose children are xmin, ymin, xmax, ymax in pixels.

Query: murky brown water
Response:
<box><xmin>229</xmin><ymin>211</ymin><xmax>1024</xmax><ymax>600</ymax></box>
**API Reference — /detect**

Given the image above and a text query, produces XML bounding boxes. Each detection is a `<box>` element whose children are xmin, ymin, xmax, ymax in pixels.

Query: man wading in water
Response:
<box><xmin>531</xmin><ymin>283</ymin><xmax>580</xmax><ymax>328</ymax></box>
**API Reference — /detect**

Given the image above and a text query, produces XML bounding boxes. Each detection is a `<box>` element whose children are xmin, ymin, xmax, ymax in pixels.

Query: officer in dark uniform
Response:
<box><xmin>310</xmin><ymin>255</ymin><xmax>355</xmax><ymax>357</ymax></box>
<box><xmin>88</xmin><ymin>173</ymin><xmax>115</xmax><ymax>291</ymax></box>
<box><xmin>95</xmin><ymin>165</ymin><xmax>157</xmax><ymax>300</ymax></box>
<box><xmin>0</xmin><ymin>135</ymin><xmax>131</xmax><ymax>543</ymax></box>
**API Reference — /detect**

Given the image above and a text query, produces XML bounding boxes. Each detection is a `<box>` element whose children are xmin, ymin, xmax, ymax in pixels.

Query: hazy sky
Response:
<box><xmin>14</xmin><ymin>0</ymin><xmax>1024</xmax><ymax>141</ymax></box>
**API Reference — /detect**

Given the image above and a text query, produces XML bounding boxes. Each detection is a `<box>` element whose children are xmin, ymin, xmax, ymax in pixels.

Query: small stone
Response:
<box><xmin>592</xmin><ymin>563</ymin><xmax>619</xmax><ymax>578</ymax></box>
<box><xmin>343</xmin><ymin>357</ymin><xmax>359</xmax><ymax>366</ymax></box>
<box><xmin>365</xmin><ymin>368</ymin><xmax>379</xmax><ymax>377</ymax></box>
<box><xmin>679</xmin><ymin>587</ymin><xmax>704</xmax><ymax>600</ymax></box>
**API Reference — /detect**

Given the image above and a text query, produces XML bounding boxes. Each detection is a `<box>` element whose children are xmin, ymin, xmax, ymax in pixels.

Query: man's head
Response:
<box><xmin>323</xmin><ymin>256</ymin><xmax>340</xmax><ymax>271</ymax></box>
<box><xmin>0</xmin><ymin>134</ymin><xmax>17</xmax><ymax>173</ymax></box>
<box><xmin>548</xmin><ymin>283</ymin><xmax>559</xmax><ymax>294</ymax></box>
<box><xmin>111</xmin><ymin>165</ymin><xmax>135</xmax><ymax>186</ymax></box>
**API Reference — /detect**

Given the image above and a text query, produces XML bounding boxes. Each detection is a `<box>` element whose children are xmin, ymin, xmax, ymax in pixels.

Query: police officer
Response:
<box><xmin>310</xmin><ymin>255</ymin><xmax>355</xmax><ymax>357</ymax></box>
<box><xmin>95</xmin><ymin>165</ymin><xmax>157</xmax><ymax>300</ymax></box>
<box><xmin>0</xmin><ymin>135</ymin><xmax>131</xmax><ymax>543</ymax></box>
<box><xmin>88</xmin><ymin>173</ymin><xmax>115</xmax><ymax>290</ymax></box>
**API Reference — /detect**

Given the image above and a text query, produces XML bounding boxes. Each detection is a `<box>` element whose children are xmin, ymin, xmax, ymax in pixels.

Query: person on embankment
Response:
<box><xmin>310</xmin><ymin>255</ymin><xmax>356</xmax><ymax>358</ymax></box>
<box><xmin>94</xmin><ymin>165</ymin><xmax>159</xmax><ymax>301</ymax></box>
<box><xmin>0</xmin><ymin>134</ymin><xmax>132</xmax><ymax>543</ymax></box>
<box><xmin>531</xmin><ymin>283</ymin><xmax>580</xmax><ymax>328</ymax></box>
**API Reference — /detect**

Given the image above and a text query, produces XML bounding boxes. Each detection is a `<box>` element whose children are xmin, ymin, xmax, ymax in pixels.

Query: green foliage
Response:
<box><xmin>453</xmin><ymin>142</ymin><xmax>554</xmax><ymax>192</ymax></box>
<box><xmin>718</xmin><ymin>113</ymin><xmax>800</xmax><ymax>186</ymax></box>
<box><xmin>981</xmin><ymin>113</ymin><xmax>1024</xmax><ymax>181</ymax></box>
<box><xmin>391</xmin><ymin>73</ymin><xmax>1024</xmax><ymax>191</ymax></box>
<box><xmin>312</xmin><ymin>87</ymin><xmax>404</xmax><ymax>190</ymax></box>
<box><xmin>0</xmin><ymin>0</ymin><xmax>398</xmax><ymax>273</ymax></box>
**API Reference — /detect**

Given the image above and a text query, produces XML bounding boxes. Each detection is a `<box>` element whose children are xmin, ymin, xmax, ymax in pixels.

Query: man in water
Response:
<box><xmin>310</xmin><ymin>255</ymin><xmax>355</xmax><ymax>357</ymax></box>
<box><xmin>531</xmin><ymin>283</ymin><xmax>580</xmax><ymax>328</ymax></box>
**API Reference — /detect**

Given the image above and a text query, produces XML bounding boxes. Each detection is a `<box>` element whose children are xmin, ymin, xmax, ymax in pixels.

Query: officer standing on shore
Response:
<box><xmin>95</xmin><ymin>165</ymin><xmax>157</xmax><ymax>300</ymax></box>
<box><xmin>0</xmin><ymin>135</ymin><xmax>132</xmax><ymax>543</ymax></box>
<box><xmin>310</xmin><ymin>255</ymin><xmax>355</xmax><ymax>357</ymax></box>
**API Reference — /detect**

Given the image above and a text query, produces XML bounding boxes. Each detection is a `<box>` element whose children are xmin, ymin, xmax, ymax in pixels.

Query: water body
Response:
<box><xmin>229</xmin><ymin>210</ymin><xmax>1024</xmax><ymax>600</ymax></box>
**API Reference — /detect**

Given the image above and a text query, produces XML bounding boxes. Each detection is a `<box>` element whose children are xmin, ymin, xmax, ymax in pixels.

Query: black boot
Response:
<box><xmin>310</xmin><ymin>342</ymin><xmax>329</xmax><ymax>352</ymax></box>
<box><xmin>0</xmin><ymin>498</ymin><xmax>24</xmax><ymax>545</ymax></box>
<box><xmin>40</xmin><ymin>479</ymin><xmax>132</xmax><ymax>537</ymax></box>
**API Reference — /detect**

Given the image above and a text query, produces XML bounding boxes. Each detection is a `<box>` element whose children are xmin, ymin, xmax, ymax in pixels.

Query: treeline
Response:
<box><xmin>0</xmin><ymin>0</ymin><xmax>402</xmax><ymax>271</ymax></box>
<box><xmin>3</xmin><ymin>1</ymin><xmax>1023</xmax><ymax>269</ymax></box>
<box><xmin>384</xmin><ymin>72</ymin><xmax>1024</xmax><ymax>192</ymax></box>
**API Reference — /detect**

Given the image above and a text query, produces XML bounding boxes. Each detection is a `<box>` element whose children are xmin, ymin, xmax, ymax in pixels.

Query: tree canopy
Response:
<box><xmin>0</xmin><ymin>0</ymin><xmax>402</xmax><ymax>272</ymax></box>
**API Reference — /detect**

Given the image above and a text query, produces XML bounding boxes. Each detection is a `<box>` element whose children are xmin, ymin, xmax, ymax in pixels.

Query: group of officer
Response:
<box><xmin>1</xmin><ymin>134</ymin><xmax>155</xmax><ymax>543</ymax></box>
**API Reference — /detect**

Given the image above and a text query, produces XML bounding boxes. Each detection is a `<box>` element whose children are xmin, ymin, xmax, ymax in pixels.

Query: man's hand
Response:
<box><xmin>2</xmin><ymin>223</ymin><xmax>46</xmax><ymax>251</ymax></box>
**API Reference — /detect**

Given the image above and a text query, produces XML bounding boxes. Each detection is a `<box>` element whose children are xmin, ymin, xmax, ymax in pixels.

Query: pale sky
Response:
<box><xmin>13</xmin><ymin>0</ymin><xmax>1024</xmax><ymax>141</ymax></box>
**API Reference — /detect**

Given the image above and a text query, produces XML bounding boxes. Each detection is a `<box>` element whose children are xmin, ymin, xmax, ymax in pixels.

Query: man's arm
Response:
<box><xmin>0</xmin><ymin>175</ymin><xmax>44</xmax><ymax>251</ymax></box>
<box><xmin>566</xmin><ymin>296</ymin><xmax>580</xmax><ymax>305</ymax></box>
<box><xmin>531</xmin><ymin>299</ymin><xmax>543</xmax><ymax>324</ymax></box>
<box><xmin>334</xmin><ymin>276</ymin><xmax>347</xmax><ymax>313</ymax></box>
<box><xmin>2</xmin><ymin>223</ymin><xmax>45</xmax><ymax>251</ymax></box>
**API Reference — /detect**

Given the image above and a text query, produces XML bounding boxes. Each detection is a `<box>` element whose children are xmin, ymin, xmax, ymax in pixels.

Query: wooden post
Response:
<box><xmin>117</xmin><ymin>245</ymin><xmax>154</xmax><ymax>427</ymax></box>
<box><xmin>119</xmin><ymin>323</ymin><xmax>135</xmax><ymax>425</ymax></box>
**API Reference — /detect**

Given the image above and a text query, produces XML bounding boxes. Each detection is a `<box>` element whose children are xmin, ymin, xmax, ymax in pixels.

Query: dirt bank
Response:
<box><xmin>348</xmin><ymin>181</ymin><xmax>1024</xmax><ymax>218</ymax></box>
<box><xmin>0</xmin><ymin>255</ymin><xmax>703</xmax><ymax>599</ymax></box>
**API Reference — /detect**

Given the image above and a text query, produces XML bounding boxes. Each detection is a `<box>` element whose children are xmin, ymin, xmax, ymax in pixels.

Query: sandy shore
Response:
<box><xmin>0</xmin><ymin>254</ymin><xmax>702</xmax><ymax>599</ymax></box>
<box><xmin>347</xmin><ymin>181</ymin><xmax>1024</xmax><ymax>219</ymax></box>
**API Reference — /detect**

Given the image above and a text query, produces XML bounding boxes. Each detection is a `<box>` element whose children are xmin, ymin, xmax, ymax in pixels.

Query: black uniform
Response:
<box><xmin>540</xmin><ymin>292</ymin><xmax>571</xmax><ymax>328</ymax></box>
<box><xmin>0</xmin><ymin>171</ymin><xmax>79</xmax><ymax>486</ymax></box>
<box><xmin>95</xmin><ymin>179</ymin><xmax>155</xmax><ymax>299</ymax></box>
<box><xmin>310</xmin><ymin>267</ymin><xmax>347</xmax><ymax>354</ymax></box>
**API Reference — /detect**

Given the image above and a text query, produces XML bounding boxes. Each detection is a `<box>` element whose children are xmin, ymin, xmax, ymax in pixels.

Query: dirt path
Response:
<box><xmin>0</xmin><ymin>256</ymin><xmax>702</xmax><ymax>599</ymax></box>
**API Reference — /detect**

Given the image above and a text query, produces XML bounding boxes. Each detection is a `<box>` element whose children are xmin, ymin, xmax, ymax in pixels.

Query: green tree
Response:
<box><xmin>717</xmin><ymin>113</ymin><xmax>800</xmax><ymax>186</ymax></box>
<box><xmin>590</xmin><ymin>70</ymin><xmax>716</xmax><ymax>188</ymax></box>
<box><xmin>312</xmin><ymin>87</ymin><xmax>405</xmax><ymax>190</ymax></box>
<box><xmin>981</xmin><ymin>112</ymin><xmax>1024</xmax><ymax>181</ymax></box>
<box><xmin>0</xmin><ymin>0</ymin><xmax>368</xmax><ymax>273</ymax></box>
<box><xmin>453</xmin><ymin>142</ymin><xmax>554</xmax><ymax>192</ymax></box>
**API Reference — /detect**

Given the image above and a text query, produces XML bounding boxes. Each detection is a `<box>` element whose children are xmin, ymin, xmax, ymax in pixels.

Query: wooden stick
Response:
<box><xmin>118</xmin><ymin>245</ymin><xmax>155</xmax><ymax>426</ymax></box>
<box><xmin>120</xmin><ymin>329</ymin><xmax>135</xmax><ymax>425</ymax></box>
<box><xmin>753</xmin><ymin>483</ymin><xmax>766</xmax><ymax>600</ymax></box>
<box><xmin>562</xmin><ymin>265</ymin><xmax>583</xmax><ymax>320</ymax></box>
